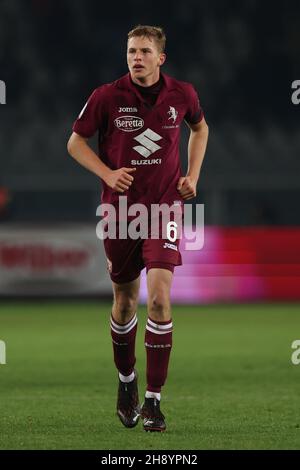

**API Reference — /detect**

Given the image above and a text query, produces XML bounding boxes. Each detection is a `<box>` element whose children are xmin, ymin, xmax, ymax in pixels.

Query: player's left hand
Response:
<box><xmin>176</xmin><ymin>176</ymin><xmax>197</xmax><ymax>200</ymax></box>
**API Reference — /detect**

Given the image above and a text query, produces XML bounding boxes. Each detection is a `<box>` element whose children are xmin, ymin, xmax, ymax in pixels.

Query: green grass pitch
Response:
<box><xmin>0</xmin><ymin>302</ymin><xmax>300</xmax><ymax>450</ymax></box>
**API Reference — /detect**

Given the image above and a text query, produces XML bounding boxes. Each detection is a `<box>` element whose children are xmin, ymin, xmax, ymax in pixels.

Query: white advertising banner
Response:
<box><xmin>0</xmin><ymin>224</ymin><xmax>111</xmax><ymax>295</ymax></box>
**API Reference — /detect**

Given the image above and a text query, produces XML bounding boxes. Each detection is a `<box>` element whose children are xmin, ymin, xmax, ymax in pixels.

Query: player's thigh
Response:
<box><xmin>112</xmin><ymin>276</ymin><xmax>141</xmax><ymax>324</ymax></box>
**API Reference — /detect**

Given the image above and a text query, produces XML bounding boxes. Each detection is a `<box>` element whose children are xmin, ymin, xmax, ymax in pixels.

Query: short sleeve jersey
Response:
<box><xmin>73</xmin><ymin>72</ymin><xmax>204</xmax><ymax>209</ymax></box>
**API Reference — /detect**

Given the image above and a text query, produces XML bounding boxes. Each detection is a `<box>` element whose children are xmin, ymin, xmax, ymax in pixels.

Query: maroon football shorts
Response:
<box><xmin>103</xmin><ymin>219</ymin><xmax>183</xmax><ymax>284</ymax></box>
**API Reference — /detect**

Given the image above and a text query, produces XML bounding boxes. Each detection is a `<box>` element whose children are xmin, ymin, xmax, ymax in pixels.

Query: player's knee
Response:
<box><xmin>148</xmin><ymin>292</ymin><xmax>170</xmax><ymax>319</ymax></box>
<box><xmin>113</xmin><ymin>296</ymin><xmax>138</xmax><ymax>323</ymax></box>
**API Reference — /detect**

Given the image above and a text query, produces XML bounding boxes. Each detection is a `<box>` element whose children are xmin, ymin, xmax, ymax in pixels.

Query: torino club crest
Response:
<box><xmin>167</xmin><ymin>106</ymin><xmax>178</xmax><ymax>123</ymax></box>
<box><xmin>0</xmin><ymin>80</ymin><xmax>6</xmax><ymax>104</ymax></box>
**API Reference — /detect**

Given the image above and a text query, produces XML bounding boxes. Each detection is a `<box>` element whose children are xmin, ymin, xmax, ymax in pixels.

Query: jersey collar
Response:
<box><xmin>117</xmin><ymin>72</ymin><xmax>176</xmax><ymax>106</ymax></box>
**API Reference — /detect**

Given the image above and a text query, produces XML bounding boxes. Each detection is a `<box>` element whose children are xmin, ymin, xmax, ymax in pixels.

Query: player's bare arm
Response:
<box><xmin>67</xmin><ymin>132</ymin><xmax>136</xmax><ymax>192</ymax></box>
<box><xmin>177</xmin><ymin>117</ymin><xmax>209</xmax><ymax>200</ymax></box>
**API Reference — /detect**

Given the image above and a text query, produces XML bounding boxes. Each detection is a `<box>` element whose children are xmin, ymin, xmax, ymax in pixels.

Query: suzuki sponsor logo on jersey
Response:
<box><xmin>114</xmin><ymin>115</ymin><xmax>144</xmax><ymax>132</ymax></box>
<box><xmin>131</xmin><ymin>128</ymin><xmax>163</xmax><ymax>165</ymax></box>
<box><xmin>118</xmin><ymin>106</ymin><xmax>138</xmax><ymax>112</ymax></box>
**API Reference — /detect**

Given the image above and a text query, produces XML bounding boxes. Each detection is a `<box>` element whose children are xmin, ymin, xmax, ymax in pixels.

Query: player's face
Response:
<box><xmin>127</xmin><ymin>36</ymin><xmax>166</xmax><ymax>84</ymax></box>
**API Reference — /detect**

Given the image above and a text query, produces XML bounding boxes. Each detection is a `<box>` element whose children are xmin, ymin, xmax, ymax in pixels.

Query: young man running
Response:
<box><xmin>67</xmin><ymin>25</ymin><xmax>209</xmax><ymax>432</ymax></box>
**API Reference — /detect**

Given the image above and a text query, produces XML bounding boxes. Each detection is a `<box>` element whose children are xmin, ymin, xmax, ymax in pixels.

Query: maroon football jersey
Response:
<box><xmin>73</xmin><ymin>72</ymin><xmax>204</xmax><ymax>210</ymax></box>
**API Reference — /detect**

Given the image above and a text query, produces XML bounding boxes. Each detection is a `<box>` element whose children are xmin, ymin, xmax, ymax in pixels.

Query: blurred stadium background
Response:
<box><xmin>0</xmin><ymin>0</ymin><xmax>300</xmax><ymax>450</ymax></box>
<box><xmin>0</xmin><ymin>0</ymin><xmax>300</xmax><ymax>301</ymax></box>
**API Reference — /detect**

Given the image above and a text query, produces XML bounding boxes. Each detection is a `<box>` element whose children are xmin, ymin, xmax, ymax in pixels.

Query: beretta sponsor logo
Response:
<box><xmin>114</xmin><ymin>115</ymin><xmax>144</xmax><ymax>132</ymax></box>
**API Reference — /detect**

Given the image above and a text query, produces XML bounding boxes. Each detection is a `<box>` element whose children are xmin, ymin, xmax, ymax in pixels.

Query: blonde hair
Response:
<box><xmin>127</xmin><ymin>25</ymin><xmax>166</xmax><ymax>53</ymax></box>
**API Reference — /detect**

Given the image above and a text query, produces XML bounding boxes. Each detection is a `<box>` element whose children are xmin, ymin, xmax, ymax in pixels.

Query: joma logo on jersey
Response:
<box><xmin>163</xmin><ymin>242</ymin><xmax>178</xmax><ymax>251</ymax></box>
<box><xmin>118</xmin><ymin>106</ymin><xmax>138</xmax><ymax>112</ymax></box>
<box><xmin>114</xmin><ymin>115</ymin><xmax>144</xmax><ymax>132</ymax></box>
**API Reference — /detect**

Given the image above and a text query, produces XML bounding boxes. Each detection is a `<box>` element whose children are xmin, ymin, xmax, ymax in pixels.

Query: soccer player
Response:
<box><xmin>67</xmin><ymin>25</ymin><xmax>209</xmax><ymax>432</ymax></box>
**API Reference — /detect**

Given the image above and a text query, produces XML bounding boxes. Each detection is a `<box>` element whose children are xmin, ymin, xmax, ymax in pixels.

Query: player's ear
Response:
<box><xmin>159</xmin><ymin>53</ymin><xmax>166</xmax><ymax>66</ymax></box>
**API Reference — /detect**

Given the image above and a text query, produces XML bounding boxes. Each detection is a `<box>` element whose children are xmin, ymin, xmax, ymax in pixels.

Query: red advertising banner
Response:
<box><xmin>0</xmin><ymin>225</ymin><xmax>299</xmax><ymax>301</ymax></box>
<box><xmin>141</xmin><ymin>227</ymin><xmax>300</xmax><ymax>303</ymax></box>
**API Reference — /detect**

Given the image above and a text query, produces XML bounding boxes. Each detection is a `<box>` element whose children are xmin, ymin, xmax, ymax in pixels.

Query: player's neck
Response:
<box><xmin>130</xmin><ymin>70</ymin><xmax>161</xmax><ymax>88</ymax></box>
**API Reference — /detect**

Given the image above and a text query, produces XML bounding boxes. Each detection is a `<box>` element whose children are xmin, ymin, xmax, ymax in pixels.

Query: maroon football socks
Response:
<box><xmin>110</xmin><ymin>313</ymin><xmax>137</xmax><ymax>377</ymax></box>
<box><xmin>111</xmin><ymin>313</ymin><xmax>173</xmax><ymax>397</ymax></box>
<box><xmin>144</xmin><ymin>317</ymin><xmax>173</xmax><ymax>395</ymax></box>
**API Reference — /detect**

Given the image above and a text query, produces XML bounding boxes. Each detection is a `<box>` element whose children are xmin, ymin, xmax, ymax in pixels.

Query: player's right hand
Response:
<box><xmin>104</xmin><ymin>167</ymin><xmax>136</xmax><ymax>192</ymax></box>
